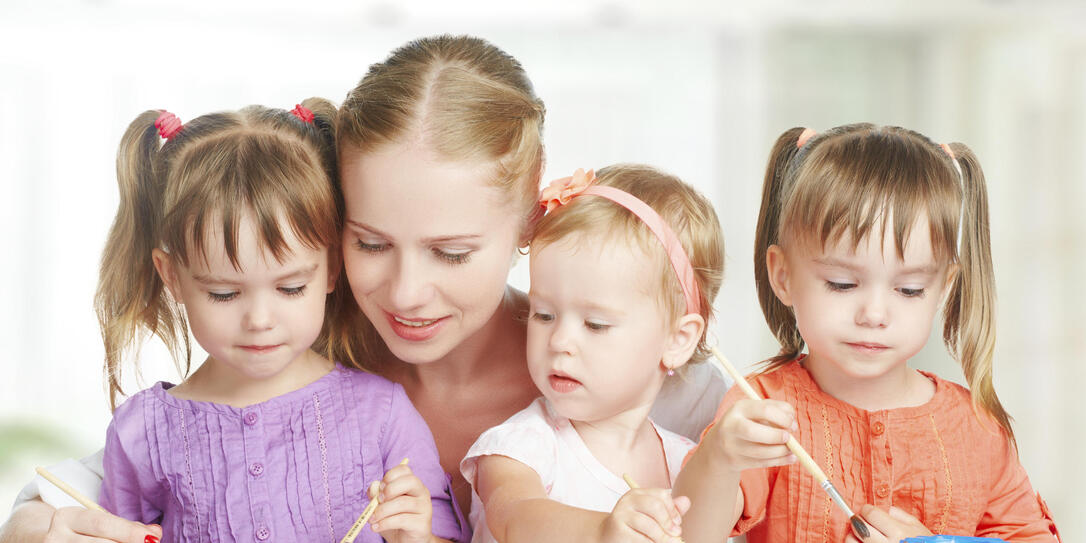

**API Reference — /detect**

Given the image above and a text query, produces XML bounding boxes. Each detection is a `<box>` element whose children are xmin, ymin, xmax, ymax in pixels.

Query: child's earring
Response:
<box><xmin>666</xmin><ymin>366</ymin><xmax>675</xmax><ymax>377</ymax></box>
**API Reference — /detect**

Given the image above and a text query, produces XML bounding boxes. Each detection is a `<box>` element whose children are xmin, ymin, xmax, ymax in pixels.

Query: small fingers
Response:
<box><xmin>622</xmin><ymin>489</ymin><xmax>682</xmax><ymax>537</ymax></box>
<box><xmin>378</xmin><ymin>473</ymin><xmax>427</xmax><ymax>502</ymax></box>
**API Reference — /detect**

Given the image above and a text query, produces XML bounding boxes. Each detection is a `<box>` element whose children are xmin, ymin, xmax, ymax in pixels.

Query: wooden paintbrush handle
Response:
<box><xmin>709</xmin><ymin>347</ymin><xmax>828</xmax><ymax>484</ymax></box>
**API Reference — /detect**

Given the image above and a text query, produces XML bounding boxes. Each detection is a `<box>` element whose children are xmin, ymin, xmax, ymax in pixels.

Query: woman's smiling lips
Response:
<box><xmin>385</xmin><ymin>312</ymin><xmax>448</xmax><ymax>342</ymax></box>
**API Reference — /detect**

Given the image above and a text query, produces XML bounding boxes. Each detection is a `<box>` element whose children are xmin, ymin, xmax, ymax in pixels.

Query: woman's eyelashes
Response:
<box><xmin>354</xmin><ymin>239</ymin><xmax>387</xmax><ymax>253</ymax></box>
<box><xmin>353</xmin><ymin>238</ymin><xmax>473</xmax><ymax>265</ymax></box>
<box><xmin>433</xmin><ymin>247</ymin><xmax>472</xmax><ymax>264</ymax></box>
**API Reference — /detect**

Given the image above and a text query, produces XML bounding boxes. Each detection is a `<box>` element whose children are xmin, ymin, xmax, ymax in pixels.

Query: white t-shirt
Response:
<box><xmin>460</xmin><ymin>397</ymin><xmax>696</xmax><ymax>543</ymax></box>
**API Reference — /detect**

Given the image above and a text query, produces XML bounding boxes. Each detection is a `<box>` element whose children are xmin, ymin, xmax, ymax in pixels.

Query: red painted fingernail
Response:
<box><xmin>145</xmin><ymin>536</ymin><xmax>160</xmax><ymax>543</ymax></box>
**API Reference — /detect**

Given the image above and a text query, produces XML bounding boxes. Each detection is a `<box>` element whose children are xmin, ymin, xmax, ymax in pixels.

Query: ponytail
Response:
<box><xmin>754</xmin><ymin>127</ymin><xmax>809</xmax><ymax>370</ymax></box>
<box><xmin>941</xmin><ymin>143</ymin><xmax>1014</xmax><ymax>444</ymax></box>
<box><xmin>96</xmin><ymin>110</ymin><xmax>191</xmax><ymax>410</ymax></box>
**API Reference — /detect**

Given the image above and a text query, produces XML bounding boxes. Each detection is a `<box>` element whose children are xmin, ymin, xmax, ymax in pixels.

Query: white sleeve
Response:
<box><xmin>10</xmin><ymin>449</ymin><xmax>105</xmax><ymax>511</ymax></box>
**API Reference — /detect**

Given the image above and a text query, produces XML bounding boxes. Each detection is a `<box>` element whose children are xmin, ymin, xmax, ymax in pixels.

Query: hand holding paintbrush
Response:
<box><xmin>707</xmin><ymin>346</ymin><xmax>870</xmax><ymax>539</ymax></box>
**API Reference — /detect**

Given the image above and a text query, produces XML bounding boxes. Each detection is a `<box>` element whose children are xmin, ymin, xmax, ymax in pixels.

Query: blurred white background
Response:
<box><xmin>1</xmin><ymin>0</ymin><xmax>1083</xmax><ymax>540</ymax></box>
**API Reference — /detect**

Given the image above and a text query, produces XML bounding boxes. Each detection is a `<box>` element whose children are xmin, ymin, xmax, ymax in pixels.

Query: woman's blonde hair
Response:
<box><xmin>754</xmin><ymin>124</ymin><xmax>1011</xmax><ymax>442</ymax></box>
<box><xmin>531</xmin><ymin>164</ymin><xmax>725</xmax><ymax>363</ymax></box>
<box><xmin>97</xmin><ymin>98</ymin><xmax>341</xmax><ymax>409</ymax></box>
<box><xmin>325</xmin><ymin>35</ymin><xmax>546</xmax><ymax>368</ymax></box>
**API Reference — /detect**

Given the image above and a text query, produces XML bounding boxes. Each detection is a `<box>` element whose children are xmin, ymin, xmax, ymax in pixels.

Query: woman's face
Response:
<box><xmin>339</xmin><ymin>140</ymin><xmax>526</xmax><ymax>364</ymax></box>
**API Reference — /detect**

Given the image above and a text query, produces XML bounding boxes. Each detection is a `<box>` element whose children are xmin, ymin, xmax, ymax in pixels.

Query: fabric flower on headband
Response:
<box><xmin>539</xmin><ymin>168</ymin><xmax>597</xmax><ymax>213</ymax></box>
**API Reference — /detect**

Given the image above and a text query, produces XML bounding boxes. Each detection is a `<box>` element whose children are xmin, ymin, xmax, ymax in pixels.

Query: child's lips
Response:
<box><xmin>239</xmin><ymin>344</ymin><xmax>282</xmax><ymax>353</ymax></box>
<box><xmin>548</xmin><ymin>374</ymin><xmax>583</xmax><ymax>393</ymax></box>
<box><xmin>846</xmin><ymin>341</ymin><xmax>889</xmax><ymax>353</ymax></box>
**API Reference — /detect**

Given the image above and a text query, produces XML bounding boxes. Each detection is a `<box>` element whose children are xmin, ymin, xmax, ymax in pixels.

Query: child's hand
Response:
<box><xmin>843</xmin><ymin>505</ymin><xmax>932</xmax><ymax>543</ymax></box>
<box><xmin>368</xmin><ymin>463</ymin><xmax>434</xmax><ymax>543</ymax></box>
<box><xmin>712</xmin><ymin>398</ymin><xmax>798</xmax><ymax>472</ymax></box>
<box><xmin>600</xmin><ymin>488</ymin><xmax>691</xmax><ymax>543</ymax></box>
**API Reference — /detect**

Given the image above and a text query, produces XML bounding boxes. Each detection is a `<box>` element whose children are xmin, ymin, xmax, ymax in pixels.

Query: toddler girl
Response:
<box><xmin>96</xmin><ymin>101</ymin><xmax>467</xmax><ymax>542</ymax></box>
<box><xmin>676</xmin><ymin>125</ymin><xmax>1060</xmax><ymax>542</ymax></box>
<box><xmin>460</xmin><ymin>165</ymin><xmax>725</xmax><ymax>542</ymax></box>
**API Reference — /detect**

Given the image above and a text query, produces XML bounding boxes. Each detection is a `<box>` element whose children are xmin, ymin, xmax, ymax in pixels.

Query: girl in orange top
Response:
<box><xmin>674</xmin><ymin>125</ymin><xmax>1060</xmax><ymax>543</ymax></box>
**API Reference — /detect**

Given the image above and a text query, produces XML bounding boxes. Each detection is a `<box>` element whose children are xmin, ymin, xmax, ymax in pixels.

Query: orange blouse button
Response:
<box><xmin>875</xmin><ymin>484</ymin><xmax>890</xmax><ymax>498</ymax></box>
<box><xmin>872</xmin><ymin>421</ymin><xmax>885</xmax><ymax>435</ymax></box>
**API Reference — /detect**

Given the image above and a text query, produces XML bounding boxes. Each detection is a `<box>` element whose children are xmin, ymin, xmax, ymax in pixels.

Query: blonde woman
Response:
<box><xmin>3</xmin><ymin>35</ymin><xmax>727</xmax><ymax>542</ymax></box>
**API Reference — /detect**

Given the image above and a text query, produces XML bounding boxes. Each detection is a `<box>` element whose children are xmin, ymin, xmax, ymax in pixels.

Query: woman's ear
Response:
<box><xmin>661</xmin><ymin>313</ymin><xmax>705</xmax><ymax>371</ymax></box>
<box><xmin>151</xmin><ymin>248</ymin><xmax>184</xmax><ymax>304</ymax></box>
<box><xmin>766</xmin><ymin>244</ymin><xmax>794</xmax><ymax>307</ymax></box>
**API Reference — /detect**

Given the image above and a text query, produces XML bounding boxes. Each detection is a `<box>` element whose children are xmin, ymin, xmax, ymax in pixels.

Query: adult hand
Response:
<box><xmin>843</xmin><ymin>504</ymin><xmax>932</xmax><ymax>543</ymax></box>
<box><xmin>45</xmin><ymin>506</ymin><xmax>161</xmax><ymax>543</ymax></box>
<box><xmin>600</xmin><ymin>488</ymin><xmax>690</xmax><ymax>543</ymax></box>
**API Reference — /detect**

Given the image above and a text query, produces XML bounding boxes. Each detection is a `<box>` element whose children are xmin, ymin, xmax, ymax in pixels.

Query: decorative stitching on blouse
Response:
<box><xmin>178</xmin><ymin>407</ymin><xmax>201</xmax><ymax>540</ymax></box>
<box><xmin>821</xmin><ymin>405</ymin><xmax>833</xmax><ymax>543</ymax></box>
<box><xmin>314</xmin><ymin>394</ymin><xmax>335</xmax><ymax>542</ymax></box>
<box><xmin>929</xmin><ymin>414</ymin><xmax>952</xmax><ymax>533</ymax></box>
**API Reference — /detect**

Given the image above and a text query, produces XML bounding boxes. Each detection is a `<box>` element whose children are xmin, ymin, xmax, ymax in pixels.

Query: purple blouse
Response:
<box><xmin>100</xmin><ymin>365</ymin><xmax>468</xmax><ymax>543</ymax></box>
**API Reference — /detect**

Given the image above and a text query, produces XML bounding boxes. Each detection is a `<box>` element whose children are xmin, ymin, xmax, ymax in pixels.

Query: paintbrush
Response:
<box><xmin>622</xmin><ymin>474</ymin><xmax>686</xmax><ymax>543</ymax></box>
<box><xmin>340</xmin><ymin>458</ymin><xmax>409</xmax><ymax>543</ymax></box>
<box><xmin>708</xmin><ymin>346</ymin><xmax>870</xmax><ymax>539</ymax></box>
<box><xmin>35</xmin><ymin>467</ymin><xmax>108</xmax><ymax>512</ymax></box>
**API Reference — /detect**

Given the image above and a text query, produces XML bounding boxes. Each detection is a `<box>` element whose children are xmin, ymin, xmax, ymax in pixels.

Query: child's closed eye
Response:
<box><xmin>530</xmin><ymin>311</ymin><xmax>555</xmax><ymax>323</ymax></box>
<box><xmin>897</xmin><ymin>286</ymin><xmax>925</xmax><ymax>298</ymax></box>
<box><xmin>584</xmin><ymin>320</ymin><xmax>610</xmax><ymax>332</ymax></box>
<box><xmin>279</xmin><ymin>285</ymin><xmax>307</xmax><ymax>297</ymax></box>
<box><xmin>208</xmin><ymin>291</ymin><xmax>238</xmax><ymax>303</ymax></box>
<box><xmin>824</xmin><ymin>280</ymin><xmax>856</xmax><ymax>292</ymax></box>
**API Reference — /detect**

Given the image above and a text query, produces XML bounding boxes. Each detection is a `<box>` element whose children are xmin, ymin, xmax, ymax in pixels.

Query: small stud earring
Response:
<box><xmin>666</xmin><ymin>368</ymin><xmax>675</xmax><ymax>377</ymax></box>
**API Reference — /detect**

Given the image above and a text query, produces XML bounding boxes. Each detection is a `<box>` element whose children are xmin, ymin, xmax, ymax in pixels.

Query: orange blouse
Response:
<box><xmin>693</xmin><ymin>361</ymin><xmax>1059</xmax><ymax>542</ymax></box>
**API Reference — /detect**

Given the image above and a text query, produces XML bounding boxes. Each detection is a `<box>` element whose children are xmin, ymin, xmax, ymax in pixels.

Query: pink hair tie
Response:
<box><xmin>154</xmin><ymin>111</ymin><xmax>182</xmax><ymax>140</ymax></box>
<box><xmin>537</xmin><ymin>169</ymin><xmax>702</xmax><ymax>316</ymax></box>
<box><xmin>796</xmin><ymin>127</ymin><xmax>817</xmax><ymax>148</ymax></box>
<box><xmin>290</xmin><ymin>104</ymin><xmax>315</xmax><ymax>124</ymax></box>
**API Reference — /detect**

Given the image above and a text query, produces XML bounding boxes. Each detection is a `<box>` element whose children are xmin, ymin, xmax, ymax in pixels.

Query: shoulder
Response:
<box><xmin>925</xmin><ymin>372</ymin><xmax>1012</xmax><ymax>447</ymax></box>
<box><xmin>109</xmin><ymin>384</ymin><xmax>170</xmax><ymax>431</ymax></box>
<box><xmin>460</xmin><ymin>398</ymin><xmax>559</xmax><ymax>482</ymax></box>
<box><xmin>333</xmin><ymin>366</ymin><xmax>404</xmax><ymax>411</ymax></box>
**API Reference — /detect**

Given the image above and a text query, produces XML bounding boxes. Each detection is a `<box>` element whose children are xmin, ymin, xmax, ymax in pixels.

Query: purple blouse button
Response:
<box><xmin>249</xmin><ymin>462</ymin><xmax>264</xmax><ymax>476</ymax></box>
<box><xmin>256</xmin><ymin>527</ymin><xmax>270</xmax><ymax>541</ymax></box>
<box><xmin>244</xmin><ymin>412</ymin><xmax>259</xmax><ymax>426</ymax></box>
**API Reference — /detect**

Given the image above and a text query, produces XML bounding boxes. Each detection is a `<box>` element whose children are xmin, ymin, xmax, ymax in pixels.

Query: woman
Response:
<box><xmin>1</xmin><ymin>35</ymin><xmax>727</xmax><ymax>542</ymax></box>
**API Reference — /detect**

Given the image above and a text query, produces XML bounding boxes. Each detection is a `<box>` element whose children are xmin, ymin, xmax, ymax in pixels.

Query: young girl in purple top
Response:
<box><xmin>94</xmin><ymin>100</ymin><xmax>467</xmax><ymax>543</ymax></box>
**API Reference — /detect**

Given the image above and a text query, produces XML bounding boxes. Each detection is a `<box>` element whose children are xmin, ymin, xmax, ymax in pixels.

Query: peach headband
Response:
<box><xmin>538</xmin><ymin>169</ymin><xmax>702</xmax><ymax>316</ymax></box>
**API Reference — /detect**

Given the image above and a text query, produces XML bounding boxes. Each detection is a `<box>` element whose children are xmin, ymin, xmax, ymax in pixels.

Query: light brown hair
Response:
<box><xmin>325</xmin><ymin>35</ymin><xmax>546</xmax><ymax>368</ymax></box>
<box><xmin>97</xmin><ymin>99</ymin><xmax>340</xmax><ymax>409</ymax></box>
<box><xmin>531</xmin><ymin>164</ymin><xmax>725</xmax><ymax>363</ymax></box>
<box><xmin>754</xmin><ymin>124</ymin><xmax>1011</xmax><ymax>442</ymax></box>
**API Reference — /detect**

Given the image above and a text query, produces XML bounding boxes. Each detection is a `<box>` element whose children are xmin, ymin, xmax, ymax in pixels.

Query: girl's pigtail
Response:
<box><xmin>96</xmin><ymin>110</ymin><xmax>190</xmax><ymax>410</ymax></box>
<box><xmin>755</xmin><ymin>127</ymin><xmax>809</xmax><ymax>369</ymax></box>
<box><xmin>293</xmin><ymin>97</ymin><xmax>372</xmax><ymax>369</ymax></box>
<box><xmin>942</xmin><ymin>143</ymin><xmax>1014</xmax><ymax>444</ymax></box>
